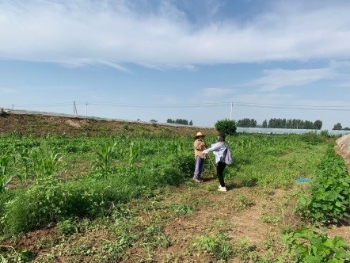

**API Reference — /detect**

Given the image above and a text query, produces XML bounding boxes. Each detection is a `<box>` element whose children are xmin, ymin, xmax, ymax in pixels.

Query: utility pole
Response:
<box><xmin>85</xmin><ymin>102</ymin><xmax>88</xmax><ymax>116</ymax></box>
<box><xmin>73</xmin><ymin>101</ymin><xmax>78</xmax><ymax>115</ymax></box>
<box><xmin>229</xmin><ymin>102</ymin><xmax>233</xmax><ymax>120</ymax></box>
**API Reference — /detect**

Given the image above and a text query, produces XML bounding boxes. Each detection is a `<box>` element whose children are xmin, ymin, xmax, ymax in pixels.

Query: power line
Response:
<box><xmin>6</xmin><ymin>101</ymin><xmax>350</xmax><ymax>111</ymax></box>
<box><xmin>87</xmin><ymin>102</ymin><xmax>229</xmax><ymax>108</ymax></box>
<box><xmin>76</xmin><ymin>101</ymin><xmax>350</xmax><ymax>111</ymax></box>
<box><xmin>232</xmin><ymin>103</ymin><xmax>350</xmax><ymax>111</ymax></box>
<box><xmin>7</xmin><ymin>102</ymin><xmax>73</xmax><ymax>107</ymax></box>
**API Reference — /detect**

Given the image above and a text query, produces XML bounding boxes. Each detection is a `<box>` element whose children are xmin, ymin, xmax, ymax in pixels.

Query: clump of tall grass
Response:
<box><xmin>0</xmin><ymin>153</ymin><xmax>189</xmax><ymax>236</ymax></box>
<box><xmin>1</xmin><ymin>176</ymin><xmax>142</xmax><ymax>235</ymax></box>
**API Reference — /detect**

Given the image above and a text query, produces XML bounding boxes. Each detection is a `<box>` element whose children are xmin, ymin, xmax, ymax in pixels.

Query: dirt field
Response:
<box><xmin>0</xmin><ymin>111</ymin><xmax>216</xmax><ymax>137</ymax></box>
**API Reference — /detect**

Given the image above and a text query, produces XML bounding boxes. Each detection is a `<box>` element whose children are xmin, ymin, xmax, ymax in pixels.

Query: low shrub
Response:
<box><xmin>299</xmin><ymin>132</ymin><xmax>324</xmax><ymax>145</ymax></box>
<box><xmin>1</xmin><ymin>152</ymin><xmax>190</xmax><ymax>235</ymax></box>
<box><xmin>215</xmin><ymin>119</ymin><xmax>237</xmax><ymax>136</ymax></box>
<box><xmin>1</xmin><ymin>176</ymin><xmax>143</xmax><ymax>235</ymax></box>
<box><xmin>298</xmin><ymin>148</ymin><xmax>350</xmax><ymax>225</ymax></box>
<box><xmin>283</xmin><ymin>227</ymin><xmax>350</xmax><ymax>262</ymax></box>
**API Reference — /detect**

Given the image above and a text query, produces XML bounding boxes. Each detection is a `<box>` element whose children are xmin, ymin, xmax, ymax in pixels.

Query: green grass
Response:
<box><xmin>0</xmin><ymin>131</ymin><xmax>345</xmax><ymax>262</ymax></box>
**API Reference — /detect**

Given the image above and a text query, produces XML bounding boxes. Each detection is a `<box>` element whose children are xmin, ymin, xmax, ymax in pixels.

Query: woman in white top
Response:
<box><xmin>203</xmin><ymin>132</ymin><xmax>229</xmax><ymax>192</ymax></box>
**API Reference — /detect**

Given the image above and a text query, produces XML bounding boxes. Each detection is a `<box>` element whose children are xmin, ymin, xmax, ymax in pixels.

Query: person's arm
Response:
<box><xmin>202</xmin><ymin>142</ymin><xmax>223</xmax><ymax>154</ymax></box>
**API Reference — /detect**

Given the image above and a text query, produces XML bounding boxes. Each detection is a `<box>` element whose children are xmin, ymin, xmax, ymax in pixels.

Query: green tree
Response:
<box><xmin>215</xmin><ymin>119</ymin><xmax>237</xmax><ymax>135</ymax></box>
<box><xmin>313</xmin><ymin>120</ymin><xmax>322</xmax><ymax>130</ymax></box>
<box><xmin>167</xmin><ymin>118</ymin><xmax>192</xmax><ymax>125</ymax></box>
<box><xmin>250</xmin><ymin>119</ymin><xmax>257</xmax><ymax>127</ymax></box>
<box><xmin>236</xmin><ymin>118</ymin><xmax>257</xmax><ymax>127</ymax></box>
<box><xmin>304</xmin><ymin>120</ymin><xmax>314</xmax><ymax>129</ymax></box>
<box><xmin>333</xmin><ymin>123</ymin><xmax>342</xmax><ymax>130</ymax></box>
<box><xmin>262</xmin><ymin>119</ymin><xmax>267</xmax><ymax>128</ymax></box>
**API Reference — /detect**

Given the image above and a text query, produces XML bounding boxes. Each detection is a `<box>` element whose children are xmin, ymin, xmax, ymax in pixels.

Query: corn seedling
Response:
<box><xmin>92</xmin><ymin>141</ymin><xmax>118</xmax><ymax>177</ymax></box>
<box><xmin>31</xmin><ymin>147</ymin><xmax>63</xmax><ymax>180</ymax></box>
<box><xmin>0</xmin><ymin>152</ymin><xmax>14</xmax><ymax>191</ymax></box>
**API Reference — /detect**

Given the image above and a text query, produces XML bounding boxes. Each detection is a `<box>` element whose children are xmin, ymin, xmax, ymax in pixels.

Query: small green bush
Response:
<box><xmin>1</xmin><ymin>151</ymin><xmax>190</xmax><ymax>235</ymax></box>
<box><xmin>298</xmin><ymin>148</ymin><xmax>350</xmax><ymax>225</ymax></box>
<box><xmin>57</xmin><ymin>218</ymin><xmax>80</xmax><ymax>235</ymax></box>
<box><xmin>215</xmin><ymin>119</ymin><xmax>237</xmax><ymax>136</ymax></box>
<box><xmin>320</xmin><ymin>130</ymin><xmax>330</xmax><ymax>137</ymax></box>
<box><xmin>1</xmin><ymin>176</ymin><xmax>142</xmax><ymax>235</ymax></box>
<box><xmin>192</xmin><ymin>233</ymin><xmax>234</xmax><ymax>261</ymax></box>
<box><xmin>299</xmin><ymin>132</ymin><xmax>323</xmax><ymax>145</ymax></box>
<box><xmin>283</xmin><ymin>227</ymin><xmax>350</xmax><ymax>262</ymax></box>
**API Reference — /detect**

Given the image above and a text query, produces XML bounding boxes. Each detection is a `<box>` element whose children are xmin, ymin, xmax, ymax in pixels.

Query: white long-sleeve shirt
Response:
<box><xmin>202</xmin><ymin>142</ymin><xmax>228</xmax><ymax>164</ymax></box>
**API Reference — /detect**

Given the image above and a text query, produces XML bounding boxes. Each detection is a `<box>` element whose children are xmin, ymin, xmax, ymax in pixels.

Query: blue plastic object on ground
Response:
<box><xmin>296</xmin><ymin>178</ymin><xmax>311</xmax><ymax>183</ymax></box>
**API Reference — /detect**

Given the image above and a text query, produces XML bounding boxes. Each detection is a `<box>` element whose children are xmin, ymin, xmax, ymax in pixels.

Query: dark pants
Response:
<box><xmin>217</xmin><ymin>161</ymin><xmax>226</xmax><ymax>187</ymax></box>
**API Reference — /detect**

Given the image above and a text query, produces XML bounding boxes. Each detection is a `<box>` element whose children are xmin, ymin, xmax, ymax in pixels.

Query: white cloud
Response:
<box><xmin>0</xmin><ymin>0</ymin><xmax>350</xmax><ymax>69</ymax></box>
<box><xmin>294</xmin><ymin>99</ymin><xmax>350</xmax><ymax>108</ymax></box>
<box><xmin>337</xmin><ymin>82</ymin><xmax>350</xmax><ymax>88</ymax></box>
<box><xmin>252</xmin><ymin>68</ymin><xmax>336</xmax><ymax>92</ymax></box>
<box><xmin>330</xmin><ymin>60</ymin><xmax>350</xmax><ymax>69</ymax></box>
<box><xmin>202</xmin><ymin>88</ymin><xmax>235</xmax><ymax>98</ymax></box>
<box><xmin>0</xmin><ymin>87</ymin><xmax>17</xmax><ymax>94</ymax></box>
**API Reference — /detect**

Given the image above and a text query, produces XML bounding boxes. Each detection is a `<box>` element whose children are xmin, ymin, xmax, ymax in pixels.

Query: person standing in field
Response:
<box><xmin>203</xmin><ymin>132</ymin><xmax>231</xmax><ymax>192</ymax></box>
<box><xmin>193</xmin><ymin>131</ymin><xmax>207</xmax><ymax>182</ymax></box>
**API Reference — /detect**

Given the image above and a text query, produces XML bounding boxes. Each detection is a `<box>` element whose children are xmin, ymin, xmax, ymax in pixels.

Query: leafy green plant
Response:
<box><xmin>1</xmin><ymin>172</ymin><xmax>149</xmax><ymax>235</ymax></box>
<box><xmin>320</xmin><ymin>130</ymin><xmax>330</xmax><ymax>137</ymax></box>
<box><xmin>172</xmin><ymin>203</ymin><xmax>193</xmax><ymax>215</ymax></box>
<box><xmin>236</xmin><ymin>194</ymin><xmax>255</xmax><ymax>210</ymax></box>
<box><xmin>30</xmin><ymin>147</ymin><xmax>63</xmax><ymax>180</ymax></box>
<box><xmin>261</xmin><ymin>212</ymin><xmax>281</xmax><ymax>225</ymax></box>
<box><xmin>215</xmin><ymin>119</ymin><xmax>237</xmax><ymax>135</ymax></box>
<box><xmin>0</xmin><ymin>245</ymin><xmax>35</xmax><ymax>263</ymax></box>
<box><xmin>92</xmin><ymin>141</ymin><xmax>118</xmax><ymax>177</ymax></box>
<box><xmin>298</xmin><ymin>148</ymin><xmax>350</xmax><ymax>225</ymax></box>
<box><xmin>234</xmin><ymin>237</ymin><xmax>259</xmax><ymax>262</ymax></box>
<box><xmin>57</xmin><ymin>218</ymin><xmax>80</xmax><ymax>235</ymax></box>
<box><xmin>192</xmin><ymin>233</ymin><xmax>233</xmax><ymax>261</ymax></box>
<box><xmin>283</xmin><ymin>227</ymin><xmax>350</xmax><ymax>262</ymax></box>
<box><xmin>15</xmin><ymin>148</ymin><xmax>32</xmax><ymax>183</ymax></box>
<box><xmin>143</xmin><ymin>223</ymin><xmax>171</xmax><ymax>248</ymax></box>
<box><xmin>0</xmin><ymin>152</ymin><xmax>14</xmax><ymax>192</ymax></box>
<box><xmin>299</xmin><ymin>132</ymin><xmax>324</xmax><ymax>145</ymax></box>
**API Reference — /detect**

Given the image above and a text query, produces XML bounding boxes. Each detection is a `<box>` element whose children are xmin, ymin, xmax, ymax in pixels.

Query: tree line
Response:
<box><xmin>236</xmin><ymin>118</ymin><xmax>323</xmax><ymax>130</ymax></box>
<box><xmin>166</xmin><ymin>119</ymin><xmax>193</xmax><ymax>126</ymax></box>
<box><xmin>332</xmin><ymin>123</ymin><xmax>350</xmax><ymax>130</ymax></box>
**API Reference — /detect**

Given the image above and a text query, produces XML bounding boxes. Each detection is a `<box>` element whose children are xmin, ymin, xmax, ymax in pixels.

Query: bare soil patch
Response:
<box><xmin>0</xmin><ymin>111</ymin><xmax>216</xmax><ymax>138</ymax></box>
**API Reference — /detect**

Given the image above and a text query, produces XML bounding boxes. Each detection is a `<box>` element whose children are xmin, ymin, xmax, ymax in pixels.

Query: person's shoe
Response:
<box><xmin>193</xmin><ymin>177</ymin><xmax>203</xmax><ymax>183</ymax></box>
<box><xmin>218</xmin><ymin>186</ymin><xmax>227</xmax><ymax>192</ymax></box>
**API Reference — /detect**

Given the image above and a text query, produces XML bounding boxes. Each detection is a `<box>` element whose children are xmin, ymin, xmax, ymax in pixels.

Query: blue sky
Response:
<box><xmin>1</xmin><ymin>0</ymin><xmax>350</xmax><ymax>130</ymax></box>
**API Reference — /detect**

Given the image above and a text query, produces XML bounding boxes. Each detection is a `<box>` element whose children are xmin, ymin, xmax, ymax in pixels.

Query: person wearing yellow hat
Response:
<box><xmin>193</xmin><ymin>131</ymin><xmax>207</xmax><ymax>182</ymax></box>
